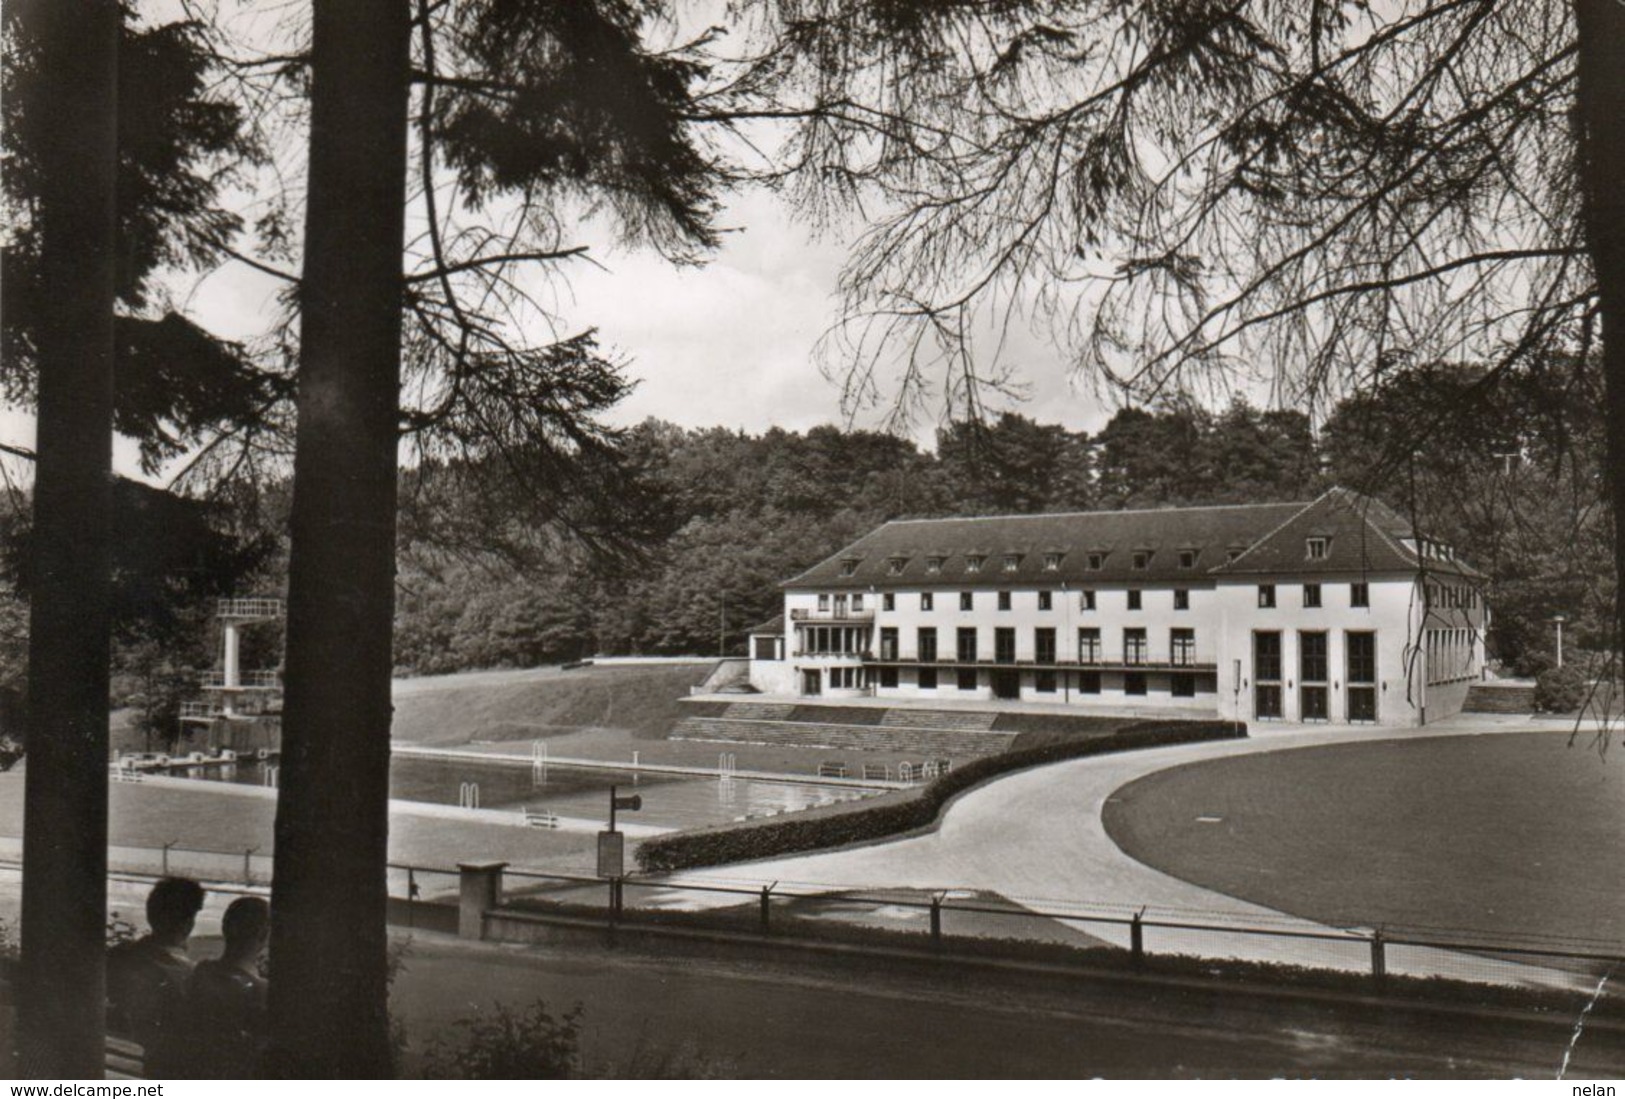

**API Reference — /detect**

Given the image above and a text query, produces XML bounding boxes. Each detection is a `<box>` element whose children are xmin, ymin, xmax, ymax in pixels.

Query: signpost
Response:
<box><xmin>599</xmin><ymin>785</ymin><xmax>642</xmax><ymax>921</ymax></box>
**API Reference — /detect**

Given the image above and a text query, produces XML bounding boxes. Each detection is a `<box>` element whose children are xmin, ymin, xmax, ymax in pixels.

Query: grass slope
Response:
<box><xmin>391</xmin><ymin>663</ymin><xmax>718</xmax><ymax>746</ymax></box>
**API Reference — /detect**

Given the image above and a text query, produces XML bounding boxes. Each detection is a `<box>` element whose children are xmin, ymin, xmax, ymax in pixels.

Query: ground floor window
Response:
<box><xmin>829</xmin><ymin>666</ymin><xmax>863</xmax><ymax>689</ymax></box>
<box><xmin>1036</xmin><ymin>670</ymin><xmax>1057</xmax><ymax>693</ymax></box>
<box><xmin>1125</xmin><ymin>672</ymin><xmax>1147</xmax><ymax>696</ymax></box>
<box><xmin>878</xmin><ymin>665</ymin><xmax>898</xmax><ymax>688</ymax></box>
<box><xmin>957</xmin><ymin>668</ymin><xmax>977</xmax><ymax>691</ymax></box>
<box><xmin>1079</xmin><ymin>671</ymin><xmax>1101</xmax><ymax>694</ymax></box>
<box><xmin>1171</xmin><ymin>673</ymin><xmax>1195</xmax><ymax>698</ymax></box>
<box><xmin>1346</xmin><ymin>631</ymin><xmax>1376</xmax><ymax>721</ymax></box>
<box><xmin>918</xmin><ymin>666</ymin><xmax>938</xmax><ymax>690</ymax></box>
<box><xmin>1300</xmin><ymin>630</ymin><xmax>1328</xmax><ymax>720</ymax></box>
<box><xmin>1254</xmin><ymin>631</ymin><xmax>1282</xmax><ymax>719</ymax></box>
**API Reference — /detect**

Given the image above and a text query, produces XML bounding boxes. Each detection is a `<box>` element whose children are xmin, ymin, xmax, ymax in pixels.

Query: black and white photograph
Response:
<box><xmin>0</xmin><ymin>0</ymin><xmax>1622</xmax><ymax>1084</ymax></box>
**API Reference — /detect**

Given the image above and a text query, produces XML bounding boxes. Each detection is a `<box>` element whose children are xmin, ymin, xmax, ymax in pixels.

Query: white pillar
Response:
<box><xmin>223</xmin><ymin>622</ymin><xmax>241</xmax><ymax>687</ymax></box>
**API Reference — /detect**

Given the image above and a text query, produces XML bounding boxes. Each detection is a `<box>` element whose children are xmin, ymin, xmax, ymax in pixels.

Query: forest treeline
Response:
<box><xmin>392</xmin><ymin>361</ymin><xmax>1611</xmax><ymax>679</ymax></box>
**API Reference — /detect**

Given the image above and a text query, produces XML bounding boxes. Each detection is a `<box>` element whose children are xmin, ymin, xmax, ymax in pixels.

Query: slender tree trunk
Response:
<box><xmin>14</xmin><ymin>0</ymin><xmax>121</xmax><ymax>1079</ymax></box>
<box><xmin>1574</xmin><ymin>0</ymin><xmax>1625</xmax><ymax>668</ymax></box>
<box><xmin>266</xmin><ymin>0</ymin><xmax>410</xmax><ymax>1078</ymax></box>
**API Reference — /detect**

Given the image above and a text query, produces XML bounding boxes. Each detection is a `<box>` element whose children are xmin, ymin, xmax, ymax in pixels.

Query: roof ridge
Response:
<box><xmin>879</xmin><ymin>499</ymin><xmax>1309</xmax><ymax>527</ymax></box>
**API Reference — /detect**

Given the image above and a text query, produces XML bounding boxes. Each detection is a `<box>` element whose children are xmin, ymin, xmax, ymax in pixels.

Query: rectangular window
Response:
<box><xmin>883</xmin><ymin>592</ymin><xmax>896</xmax><ymax>611</ymax></box>
<box><xmin>1254</xmin><ymin>631</ymin><xmax>1282</xmax><ymax>719</ymax></box>
<box><xmin>887</xmin><ymin>557</ymin><xmax>906</xmax><ymax>575</ymax></box>
<box><xmin>917</xmin><ymin>628</ymin><xmax>938</xmax><ymax>663</ymax></box>
<box><xmin>1351</xmin><ymin>582</ymin><xmax>1369</xmax><ymax>608</ymax></box>
<box><xmin>1307</xmin><ymin>537</ymin><xmax>1329</xmax><ymax>560</ymax></box>
<box><xmin>1124</xmin><ymin>628</ymin><xmax>1147</xmax><ymax>665</ymax></box>
<box><xmin>1080</xmin><ymin>590</ymin><xmax>1096</xmax><ymax>611</ymax></box>
<box><xmin>966</xmin><ymin>556</ymin><xmax>984</xmax><ymax>574</ymax></box>
<box><xmin>994</xmin><ymin>627</ymin><xmax>1016</xmax><ymax>663</ymax></box>
<box><xmin>753</xmin><ymin>636</ymin><xmax>778</xmax><ymax>661</ymax></box>
<box><xmin>852</xmin><ymin>594</ymin><xmax>864</xmax><ymax>612</ymax></box>
<box><xmin>879</xmin><ymin>627</ymin><xmax>899</xmax><ymax>661</ymax></box>
<box><xmin>878</xmin><ymin>666</ymin><xmax>899</xmax><ymax>688</ymax></box>
<box><xmin>1127</xmin><ymin>589</ymin><xmax>1142</xmax><ymax>611</ymax></box>
<box><xmin>926</xmin><ymin>557</ymin><xmax>943</xmax><ymax>574</ymax></box>
<box><xmin>817</xmin><ymin>594</ymin><xmax>830</xmax><ymax>612</ymax></box>
<box><xmin>1300</xmin><ymin>631</ymin><xmax>1328</xmax><ymax>721</ymax></box>
<box><xmin>1132</xmin><ymin>550</ymin><xmax>1150</xmax><ymax>570</ymax></box>
<box><xmin>960</xmin><ymin>591</ymin><xmax>973</xmax><ymax>611</ymax></box>
<box><xmin>1124</xmin><ymin>672</ymin><xmax>1147</xmax><ymax>696</ymax></box>
<box><xmin>997</xmin><ymin>591</ymin><xmax>1012</xmax><ymax>611</ymax></box>
<box><xmin>956</xmin><ymin>668</ymin><xmax>977</xmax><ymax>691</ymax></box>
<box><xmin>1043</xmin><ymin>553</ymin><xmax>1061</xmax><ymax>571</ymax></box>
<box><xmin>1171</xmin><ymin>674</ymin><xmax>1196</xmax><ymax>698</ymax></box>
<box><xmin>1035</xmin><ymin>670</ymin><xmax>1057</xmax><ymax>693</ymax></box>
<box><xmin>1078</xmin><ymin>627</ymin><xmax>1101</xmax><ymax>663</ymax></box>
<box><xmin>1035</xmin><ymin>628</ymin><xmax>1056</xmax><ymax>664</ymax></box>
<box><xmin>1002</xmin><ymin>554</ymin><xmax>1020</xmax><ymax>572</ymax></box>
<box><xmin>1087</xmin><ymin>552</ymin><xmax>1104</xmax><ymax>571</ymax></box>
<box><xmin>920</xmin><ymin>592</ymin><xmax>934</xmax><ymax>611</ymax></box>
<box><xmin>956</xmin><ymin>627</ymin><xmax>978</xmax><ymax>663</ymax></box>
<box><xmin>1173</xmin><ymin>589</ymin><xmax>1189</xmax><ymax>611</ymax></box>
<box><xmin>1178</xmin><ymin>549</ymin><xmax>1197</xmax><ymax>569</ymax></box>
<box><xmin>1303</xmin><ymin>583</ymin><xmax>1321</xmax><ymax>608</ymax></box>
<box><xmin>1170</xmin><ymin>628</ymin><xmax>1196</xmax><ymax>666</ymax></box>
<box><xmin>1079</xmin><ymin>670</ymin><xmax>1102</xmax><ymax>694</ymax></box>
<box><xmin>919</xmin><ymin>666</ymin><xmax>939</xmax><ymax>690</ymax></box>
<box><xmin>1258</xmin><ymin>584</ymin><xmax>1276</xmax><ymax>609</ymax></box>
<box><xmin>1038</xmin><ymin>590</ymin><xmax>1053</xmax><ymax>611</ymax></box>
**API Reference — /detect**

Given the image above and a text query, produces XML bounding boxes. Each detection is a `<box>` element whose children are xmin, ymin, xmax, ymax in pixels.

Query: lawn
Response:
<box><xmin>1102</xmin><ymin>732</ymin><xmax>1625</xmax><ymax>948</ymax></box>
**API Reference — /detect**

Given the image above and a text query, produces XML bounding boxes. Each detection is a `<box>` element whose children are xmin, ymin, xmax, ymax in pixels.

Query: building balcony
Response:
<box><xmin>790</xmin><ymin>650</ymin><xmax>874</xmax><ymax>661</ymax></box>
<box><xmin>861</xmin><ymin>653</ymin><xmax>1217</xmax><ymax>673</ymax></box>
<box><xmin>791</xmin><ymin>608</ymin><xmax>876</xmax><ymax>624</ymax></box>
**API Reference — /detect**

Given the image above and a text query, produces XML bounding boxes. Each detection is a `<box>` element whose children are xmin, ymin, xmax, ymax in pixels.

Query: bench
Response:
<box><xmin>523</xmin><ymin>808</ymin><xmax>560</xmax><ymax>829</ymax></box>
<box><xmin>105</xmin><ymin>1035</ymin><xmax>144</xmax><ymax>1079</ymax></box>
<box><xmin>817</xmin><ymin>761</ymin><xmax>848</xmax><ymax>779</ymax></box>
<box><xmin>861</xmin><ymin>763</ymin><xmax>891</xmax><ymax>781</ymax></box>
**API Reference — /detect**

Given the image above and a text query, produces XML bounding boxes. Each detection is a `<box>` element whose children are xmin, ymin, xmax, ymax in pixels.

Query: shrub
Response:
<box><xmin>636</xmin><ymin>720</ymin><xmax>1245</xmax><ymax>872</ymax></box>
<box><xmin>421</xmin><ymin>999</ymin><xmax>583</xmax><ymax>1079</ymax></box>
<box><xmin>1534</xmin><ymin>663</ymin><xmax>1590</xmax><ymax>713</ymax></box>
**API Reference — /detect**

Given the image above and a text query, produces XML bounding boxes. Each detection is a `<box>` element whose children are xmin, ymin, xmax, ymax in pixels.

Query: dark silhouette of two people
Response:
<box><xmin>106</xmin><ymin>878</ymin><xmax>270</xmax><ymax>1077</ymax></box>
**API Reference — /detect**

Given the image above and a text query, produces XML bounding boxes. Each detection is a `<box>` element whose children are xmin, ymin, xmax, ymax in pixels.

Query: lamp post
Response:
<box><xmin>1552</xmin><ymin>615</ymin><xmax>1567</xmax><ymax>669</ymax></box>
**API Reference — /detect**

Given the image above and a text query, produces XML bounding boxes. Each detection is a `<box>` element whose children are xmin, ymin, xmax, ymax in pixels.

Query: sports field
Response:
<box><xmin>1102</xmin><ymin>731</ymin><xmax>1625</xmax><ymax>947</ymax></box>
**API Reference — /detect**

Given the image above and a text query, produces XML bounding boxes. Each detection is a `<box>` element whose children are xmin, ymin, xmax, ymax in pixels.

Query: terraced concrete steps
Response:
<box><xmin>1463</xmin><ymin>682</ymin><xmax>1536</xmax><ymax>714</ymax></box>
<box><xmin>720</xmin><ymin>702</ymin><xmax>798</xmax><ymax>720</ymax></box>
<box><xmin>670</xmin><ymin>715</ymin><xmax>1015</xmax><ymax>758</ymax></box>
<box><xmin>881</xmin><ymin>709</ymin><xmax>999</xmax><ymax>732</ymax></box>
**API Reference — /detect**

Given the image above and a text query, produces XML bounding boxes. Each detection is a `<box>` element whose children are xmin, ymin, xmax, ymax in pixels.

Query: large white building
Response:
<box><xmin>749</xmin><ymin>488</ymin><xmax>1488</xmax><ymax>726</ymax></box>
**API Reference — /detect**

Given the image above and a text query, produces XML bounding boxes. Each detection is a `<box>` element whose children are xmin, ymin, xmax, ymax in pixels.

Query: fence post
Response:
<box><xmin>243</xmin><ymin>846</ymin><xmax>257</xmax><ymax>885</ymax></box>
<box><xmin>930</xmin><ymin>894</ymin><xmax>943</xmax><ymax>947</ymax></box>
<box><xmin>162</xmin><ymin>841</ymin><xmax>174</xmax><ymax>877</ymax></box>
<box><xmin>1130</xmin><ymin>909</ymin><xmax>1144</xmax><ymax>965</ymax></box>
<box><xmin>1370</xmin><ymin>928</ymin><xmax>1386</xmax><ymax>983</ymax></box>
<box><xmin>456</xmin><ymin>861</ymin><xmax>508</xmax><ymax>940</ymax></box>
<box><xmin>407</xmin><ymin>868</ymin><xmax>418</xmax><ymax>929</ymax></box>
<box><xmin>759</xmin><ymin>883</ymin><xmax>775</xmax><ymax>932</ymax></box>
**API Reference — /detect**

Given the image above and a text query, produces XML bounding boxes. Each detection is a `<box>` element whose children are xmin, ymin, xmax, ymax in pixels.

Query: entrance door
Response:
<box><xmin>1346</xmin><ymin>631</ymin><xmax>1377</xmax><ymax>721</ymax></box>
<box><xmin>1254</xmin><ymin>631</ymin><xmax>1282</xmax><ymax>718</ymax></box>
<box><xmin>992</xmin><ymin>670</ymin><xmax>1021</xmax><ymax>699</ymax></box>
<box><xmin>1299</xmin><ymin>631</ymin><xmax>1328</xmax><ymax>720</ymax></box>
<box><xmin>802</xmin><ymin>669</ymin><xmax>821</xmax><ymax>696</ymax></box>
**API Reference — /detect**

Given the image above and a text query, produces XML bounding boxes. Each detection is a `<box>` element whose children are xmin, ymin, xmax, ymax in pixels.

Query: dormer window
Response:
<box><xmin>1002</xmin><ymin>554</ymin><xmax>1020</xmax><ymax>573</ymax></box>
<box><xmin>1043</xmin><ymin>553</ymin><xmax>1062</xmax><ymax>571</ymax></box>
<box><xmin>1178</xmin><ymin>549</ymin><xmax>1197</xmax><ymax>569</ymax></box>
<box><xmin>1306</xmin><ymin>537</ymin><xmax>1329</xmax><ymax>560</ymax></box>
<box><xmin>965</xmin><ymin>555</ymin><xmax>984</xmax><ymax>574</ymax></box>
<box><xmin>1226</xmin><ymin>548</ymin><xmax>1243</xmax><ymax>563</ymax></box>
<box><xmin>1086</xmin><ymin>552</ymin><xmax>1104</xmax><ymax>571</ymax></box>
<box><xmin>839</xmin><ymin>558</ymin><xmax>859</xmax><ymax>577</ymax></box>
<box><xmin>1132</xmin><ymin>550</ymin><xmax>1151</xmax><ymax>571</ymax></box>
<box><xmin>887</xmin><ymin>556</ymin><xmax>907</xmax><ymax>576</ymax></box>
<box><xmin>926</xmin><ymin>556</ymin><xmax>944</xmax><ymax>574</ymax></box>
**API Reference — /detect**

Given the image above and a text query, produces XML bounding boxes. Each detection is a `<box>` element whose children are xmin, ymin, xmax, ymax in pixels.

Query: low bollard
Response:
<box><xmin>760</xmin><ymin>884</ymin><xmax>773</xmax><ymax>932</ymax></box>
<box><xmin>930</xmin><ymin>895</ymin><xmax>943</xmax><ymax>947</ymax></box>
<box><xmin>1370</xmin><ymin>928</ymin><xmax>1387</xmax><ymax>982</ymax></box>
<box><xmin>1130</xmin><ymin>910</ymin><xmax>1145</xmax><ymax>965</ymax></box>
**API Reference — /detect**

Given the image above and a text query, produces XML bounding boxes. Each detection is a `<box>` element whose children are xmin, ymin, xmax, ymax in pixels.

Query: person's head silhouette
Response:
<box><xmin>219</xmin><ymin>896</ymin><xmax>271</xmax><ymax>968</ymax></box>
<box><xmin>146</xmin><ymin>877</ymin><xmax>206</xmax><ymax>946</ymax></box>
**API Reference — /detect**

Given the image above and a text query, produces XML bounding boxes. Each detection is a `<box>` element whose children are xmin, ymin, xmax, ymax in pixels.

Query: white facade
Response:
<box><xmin>749</xmin><ymin>493</ymin><xmax>1489</xmax><ymax>727</ymax></box>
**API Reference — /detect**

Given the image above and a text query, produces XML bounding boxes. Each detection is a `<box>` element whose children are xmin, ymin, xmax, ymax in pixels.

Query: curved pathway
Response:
<box><xmin>664</xmin><ymin>716</ymin><xmax>1598</xmax><ymax>989</ymax></box>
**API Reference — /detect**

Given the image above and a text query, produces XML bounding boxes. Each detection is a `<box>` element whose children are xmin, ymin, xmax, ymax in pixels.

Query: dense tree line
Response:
<box><xmin>390</xmin><ymin>376</ymin><xmax>1608</xmax><ymax>678</ymax></box>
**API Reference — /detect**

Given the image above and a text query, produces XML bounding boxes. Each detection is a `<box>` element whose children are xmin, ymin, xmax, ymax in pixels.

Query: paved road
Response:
<box><xmin>388</xmin><ymin>929</ymin><xmax>1625</xmax><ymax>1078</ymax></box>
<box><xmin>664</xmin><ymin>719</ymin><xmax>1597</xmax><ymax>988</ymax></box>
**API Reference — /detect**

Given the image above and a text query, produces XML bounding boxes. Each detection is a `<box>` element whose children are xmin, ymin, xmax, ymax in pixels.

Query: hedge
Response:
<box><xmin>635</xmin><ymin>719</ymin><xmax>1246</xmax><ymax>872</ymax></box>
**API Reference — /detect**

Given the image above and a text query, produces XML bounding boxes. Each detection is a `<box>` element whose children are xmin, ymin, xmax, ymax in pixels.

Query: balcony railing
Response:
<box><xmin>862</xmin><ymin>651</ymin><xmax>1217</xmax><ymax>672</ymax></box>
<box><xmin>217</xmin><ymin>598</ymin><xmax>284</xmax><ymax>620</ymax></box>
<box><xmin>202</xmin><ymin>669</ymin><xmax>281</xmax><ymax>690</ymax></box>
<box><xmin>790</xmin><ymin>608</ymin><xmax>875</xmax><ymax>623</ymax></box>
<box><xmin>791</xmin><ymin>649</ymin><xmax>873</xmax><ymax>660</ymax></box>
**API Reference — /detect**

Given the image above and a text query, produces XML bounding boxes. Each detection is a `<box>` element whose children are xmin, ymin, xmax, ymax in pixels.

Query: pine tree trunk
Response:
<box><xmin>1574</xmin><ymin>1</ymin><xmax>1625</xmax><ymax>666</ymax></box>
<box><xmin>266</xmin><ymin>0</ymin><xmax>411</xmax><ymax>1077</ymax></box>
<box><xmin>14</xmin><ymin>0</ymin><xmax>121</xmax><ymax>1079</ymax></box>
